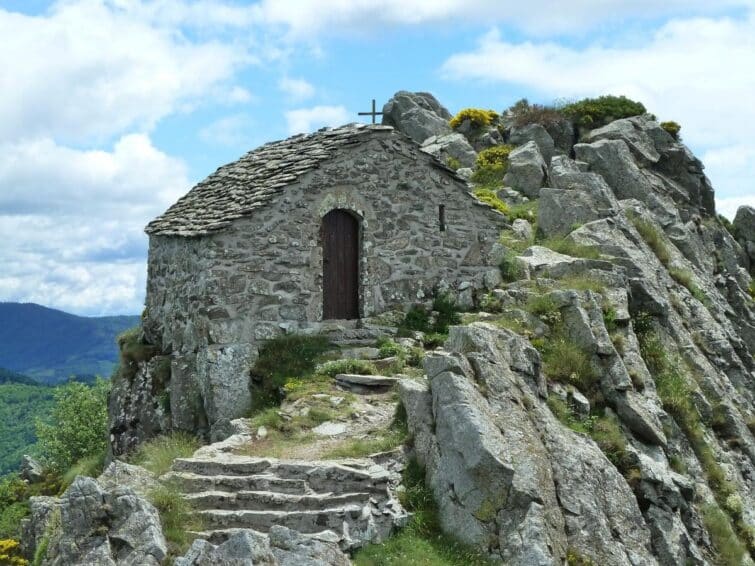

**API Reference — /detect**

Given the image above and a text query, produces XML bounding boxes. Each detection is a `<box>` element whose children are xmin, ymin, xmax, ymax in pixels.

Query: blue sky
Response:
<box><xmin>1</xmin><ymin>0</ymin><xmax>754</xmax><ymax>316</ymax></box>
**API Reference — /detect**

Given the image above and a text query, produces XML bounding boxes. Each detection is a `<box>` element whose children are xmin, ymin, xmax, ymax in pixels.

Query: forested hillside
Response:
<box><xmin>0</xmin><ymin>302</ymin><xmax>139</xmax><ymax>384</ymax></box>
<box><xmin>0</xmin><ymin>380</ymin><xmax>55</xmax><ymax>475</ymax></box>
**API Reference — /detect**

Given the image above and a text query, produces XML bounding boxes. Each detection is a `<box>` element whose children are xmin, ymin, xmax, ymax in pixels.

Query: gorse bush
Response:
<box><xmin>449</xmin><ymin>108</ymin><xmax>498</xmax><ymax>130</ymax></box>
<box><xmin>35</xmin><ymin>379</ymin><xmax>109</xmax><ymax>473</ymax></box>
<box><xmin>475</xmin><ymin>145</ymin><xmax>515</xmax><ymax>169</ymax></box>
<box><xmin>660</xmin><ymin>121</ymin><xmax>681</xmax><ymax>139</ymax></box>
<box><xmin>561</xmin><ymin>95</ymin><xmax>646</xmax><ymax>128</ymax></box>
<box><xmin>473</xmin><ymin>188</ymin><xmax>509</xmax><ymax>215</ymax></box>
<box><xmin>0</xmin><ymin>538</ymin><xmax>27</xmax><ymax>566</ymax></box>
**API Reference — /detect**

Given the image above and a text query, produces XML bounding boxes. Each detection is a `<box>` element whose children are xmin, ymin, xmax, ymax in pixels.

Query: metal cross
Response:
<box><xmin>358</xmin><ymin>99</ymin><xmax>383</xmax><ymax>124</ymax></box>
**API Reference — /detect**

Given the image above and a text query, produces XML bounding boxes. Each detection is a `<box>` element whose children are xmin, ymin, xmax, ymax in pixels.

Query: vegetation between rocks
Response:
<box><xmin>449</xmin><ymin>108</ymin><xmax>498</xmax><ymax>130</ymax></box>
<box><xmin>353</xmin><ymin>458</ymin><xmax>494</xmax><ymax>566</ymax></box>
<box><xmin>561</xmin><ymin>95</ymin><xmax>646</xmax><ymax>129</ymax></box>
<box><xmin>129</xmin><ymin>432</ymin><xmax>200</xmax><ymax>476</ymax></box>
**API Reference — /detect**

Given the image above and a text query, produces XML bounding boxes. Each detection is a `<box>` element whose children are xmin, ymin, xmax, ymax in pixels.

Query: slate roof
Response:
<box><xmin>146</xmin><ymin>123</ymin><xmax>411</xmax><ymax>237</ymax></box>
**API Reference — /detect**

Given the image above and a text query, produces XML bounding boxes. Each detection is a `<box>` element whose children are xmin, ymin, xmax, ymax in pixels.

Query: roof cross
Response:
<box><xmin>358</xmin><ymin>99</ymin><xmax>383</xmax><ymax>124</ymax></box>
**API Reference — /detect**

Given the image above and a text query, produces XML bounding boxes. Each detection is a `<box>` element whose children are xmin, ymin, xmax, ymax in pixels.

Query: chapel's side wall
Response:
<box><xmin>141</xmin><ymin>135</ymin><xmax>507</xmax><ymax>440</ymax></box>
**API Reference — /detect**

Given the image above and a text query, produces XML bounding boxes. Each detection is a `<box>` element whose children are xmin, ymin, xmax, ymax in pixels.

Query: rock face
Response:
<box><xmin>401</xmin><ymin>324</ymin><xmax>656</xmax><ymax>565</ymax></box>
<box><xmin>381</xmin><ymin>90</ymin><xmax>452</xmax><ymax>143</ymax></box>
<box><xmin>22</xmin><ymin>474</ymin><xmax>167</xmax><ymax>566</ymax></box>
<box><xmin>420</xmin><ymin>132</ymin><xmax>477</xmax><ymax>168</ymax></box>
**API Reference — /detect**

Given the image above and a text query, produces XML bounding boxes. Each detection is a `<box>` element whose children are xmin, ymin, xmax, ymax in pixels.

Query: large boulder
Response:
<box><xmin>381</xmin><ymin>91</ymin><xmax>452</xmax><ymax>144</ymax></box>
<box><xmin>22</xmin><ymin>475</ymin><xmax>167</xmax><ymax>566</ymax></box>
<box><xmin>420</xmin><ymin>133</ymin><xmax>477</xmax><ymax>168</ymax></box>
<box><xmin>503</xmin><ymin>141</ymin><xmax>548</xmax><ymax>198</ymax></box>
<box><xmin>175</xmin><ymin>526</ymin><xmax>351</xmax><ymax>566</ymax></box>
<box><xmin>509</xmin><ymin>123</ymin><xmax>556</xmax><ymax>164</ymax></box>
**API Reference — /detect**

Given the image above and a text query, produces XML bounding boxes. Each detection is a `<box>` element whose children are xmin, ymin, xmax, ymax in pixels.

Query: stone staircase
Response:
<box><xmin>163</xmin><ymin>454</ymin><xmax>407</xmax><ymax>550</ymax></box>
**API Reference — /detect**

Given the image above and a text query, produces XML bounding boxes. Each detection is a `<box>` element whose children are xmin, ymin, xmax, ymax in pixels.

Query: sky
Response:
<box><xmin>1</xmin><ymin>0</ymin><xmax>754</xmax><ymax>316</ymax></box>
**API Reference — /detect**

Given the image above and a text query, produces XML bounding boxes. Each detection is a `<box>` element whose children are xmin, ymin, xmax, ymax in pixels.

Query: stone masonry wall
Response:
<box><xmin>141</xmin><ymin>135</ymin><xmax>506</xmax><ymax>440</ymax></box>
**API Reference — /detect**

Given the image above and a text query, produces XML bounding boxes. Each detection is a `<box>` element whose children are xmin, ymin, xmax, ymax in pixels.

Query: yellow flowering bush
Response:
<box><xmin>475</xmin><ymin>144</ymin><xmax>515</xmax><ymax>168</ymax></box>
<box><xmin>0</xmin><ymin>539</ymin><xmax>28</xmax><ymax>566</ymax></box>
<box><xmin>449</xmin><ymin>108</ymin><xmax>499</xmax><ymax>129</ymax></box>
<box><xmin>660</xmin><ymin>121</ymin><xmax>681</xmax><ymax>139</ymax></box>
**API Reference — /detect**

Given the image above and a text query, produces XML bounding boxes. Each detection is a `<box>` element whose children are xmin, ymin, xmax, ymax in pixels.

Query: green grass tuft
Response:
<box><xmin>148</xmin><ymin>482</ymin><xmax>203</xmax><ymax>557</ymax></box>
<box><xmin>130</xmin><ymin>432</ymin><xmax>200</xmax><ymax>476</ymax></box>
<box><xmin>538</xmin><ymin>236</ymin><xmax>601</xmax><ymax>259</ymax></box>
<box><xmin>628</xmin><ymin>214</ymin><xmax>671</xmax><ymax>267</ymax></box>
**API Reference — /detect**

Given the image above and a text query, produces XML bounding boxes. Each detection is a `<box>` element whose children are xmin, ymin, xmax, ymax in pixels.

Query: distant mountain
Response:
<box><xmin>0</xmin><ymin>366</ymin><xmax>37</xmax><ymax>385</ymax></box>
<box><xmin>0</xmin><ymin>302</ymin><xmax>140</xmax><ymax>384</ymax></box>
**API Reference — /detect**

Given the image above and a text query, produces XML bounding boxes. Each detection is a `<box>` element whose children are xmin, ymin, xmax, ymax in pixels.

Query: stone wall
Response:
<box><xmin>137</xmin><ymin>135</ymin><xmax>506</xmax><ymax>442</ymax></box>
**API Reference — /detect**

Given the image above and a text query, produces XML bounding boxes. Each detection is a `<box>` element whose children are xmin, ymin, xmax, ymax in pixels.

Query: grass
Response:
<box><xmin>130</xmin><ymin>432</ymin><xmax>200</xmax><ymax>476</ymax></box>
<box><xmin>669</xmin><ymin>267</ymin><xmax>709</xmax><ymax>305</ymax></box>
<box><xmin>470</xmin><ymin>165</ymin><xmax>506</xmax><ymax>190</ymax></box>
<box><xmin>353</xmin><ymin>458</ymin><xmax>494</xmax><ymax>566</ymax></box>
<box><xmin>701</xmin><ymin>504</ymin><xmax>748</xmax><ymax>566</ymax></box>
<box><xmin>546</xmin><ymin>397</ymin><xmax>594</xmax><ymax>434</ymax></box>
<box><xmin>398</xmin><ymin>294</ymin><xmax>461</xmax><ymax>338</ymax></box>
<box><xmin>148</xmin><ymin>482</ymin><xmax>203</xmax><ymax>557</ymax></box>
<box><xmin>499</xmin><ymin>229</ymin><xmax>533</xmax><ymax>253</ymax></box>
<box><xmin>538</xmin><ymin>236</ymin><xmax>601</xmax><ymax>259</ymax></box>
<box><xmin>541</xmin><ymin>275</ymin><xmax>606</xmax><ymax>294</ymax></box>
<box><xmin>507</xmin><ymin>200</ymin><xmax>538</xmax><ymax>223</ymax></box>
<box><xmin>499</xmin><ymin>251</ymin><xmax>526</xmax><ymax>282</ymax></box>
<box><xmin>61</xmin><ymin>449</ymin><xmax>107</xmax><ymax>489</ymax></box>
<box><xmin>323</xmin><ymin>404</ymin><xmax>408</xmax><ymax>459</ymax></box>
<box><xmin>540</xmin><ymin>338</ymin><xmax>598</xmax><ymax>392</ymax></box>
<box><xmin>628</xmin><ymin>214</ymin><xmax>671</xmax><ymax>267</ymax></box>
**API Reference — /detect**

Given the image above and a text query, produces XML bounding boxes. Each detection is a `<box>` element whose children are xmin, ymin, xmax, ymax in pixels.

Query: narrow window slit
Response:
<box><xmin>439</xmin><ymin>204</ymin><xmax>446</xmax><ymax>232</ymax></box>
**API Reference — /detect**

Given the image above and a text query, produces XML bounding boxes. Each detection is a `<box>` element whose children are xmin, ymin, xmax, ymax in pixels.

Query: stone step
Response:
<box><xmin>172</xmin><ymin>456</ymin><xmax>391</xmax><ymax>494</ymax></box>
<box><xmin>184</xmin><ymin>490</ymin><xmax>372</xmax><ymax>511</ymax></box>
<box><xmin>189</xmin><ymin>527</ymin><xmax>343</xmax><ymax>547</ymax></box>
<box><xmin>163</xmin><ymin>471</ymin><xmax>309</xmax><ymax>495</ymax></box>
<box><xmin>197</xmin><ymin>506</ymin><xmax>368</xmax><ymax>534</ymax></box>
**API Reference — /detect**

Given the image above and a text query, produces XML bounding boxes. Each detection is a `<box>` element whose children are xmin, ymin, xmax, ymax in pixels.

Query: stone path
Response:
<box><xmin>163</xmin><ymin>454</ymin><xmax>407</xmax><ymax>550</ymax></box>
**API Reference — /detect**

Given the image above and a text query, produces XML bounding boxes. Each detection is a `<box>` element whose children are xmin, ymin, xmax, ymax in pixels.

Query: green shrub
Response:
<box><xmin>748</xmin><ymin>280</ymin><xmax>755</xmax><ymax>301</ymax></box>
<box><xmin>590</xmin><ymin>414</ymin><xmax>630</xmax><ymax>472</ymax></box>
<box><xmin>546</xmin><ymin>397</ymin><xmax>595</xmax><ymax>435</ymax></box>
<box><xmin>470</xmin><ymin>164</ymin><xmax>506</xmax><ymax>189</ymax></box>
<box><xmin>499</xmin><ymin>251</ymin><xmax>525</xmax><ymax>282</ymax></box>
<box><xmin>250</xmin><ymin>334</ymin><xmax>332</xmax><ymax>409</ymax></box>
<box><xmin>507</xmin><ymin>98</ymin><xmax>566</xmax><ymax>128</ymax></box>
<box><xmin>130</xmin><ymin>432</ymin><xmax>200</xmax><ymax>476</ymax></box>
<box><xmin>116</xmin><ymin>327</ymin><xmax>157</xmax><ymax>365</ymax></box>
<box><xmin>602</xmin><ymin>306</ymin><xmax>618</xmax><ymax>332</ymax></box>
<box><xmin>628</xmin><ymin>214</ymin><xmax>670</xmax><ymax>266</ymax></box>
<box><xmin>473</xmin><ymin>188</ymin><xmax>509</xmax><ymax>215</ymax></box>
<box><xmin>561</xmin><ymin>95</ymin><xmax>646</xmax><ymax>128</ymax></box>
<box><xmin>660</xmin><ymin>121</ymin><xmax>681</xmax><ymax>139</ymax></box>
<box><xmin>422</xmin><ymin>333</ymin><xmax>448</xmax><ymax>349</ymax></box>
<box><xmin>376</xmin><ymin>337</ymin><xmax>405</xmax><ymax>358</ymax></box>
<box><xmin>718</xmin><ymin>214</ymin><xmax>735</xmax><ymax>234</ymax></box>
<box><xmin>316</xmin><ymin>359</ymin><xmax>376</xmax><ymax>378</ymax></box>
<box><xmin>449</xmin><ymin>108</ymin><xmax>498</xmax><ymax>130</ymax></box>
<box><xmin>566</xmin><ymin>547</ymin><xmax>596</xmax><ymax>566</ymax></box>
<box><xmin>432</xmin><ymin>293</ymin><xmax>462</xmax><ymax>333</ymax></box>
<box><xmin>399</xmin><ymin>305</ymin><xmax>431</xmax><ymax>335</ymax></box>
<box><xmin>35</xmin><ymin>379</ymin><xmax>109</xmax><ymax>473</ymax></box>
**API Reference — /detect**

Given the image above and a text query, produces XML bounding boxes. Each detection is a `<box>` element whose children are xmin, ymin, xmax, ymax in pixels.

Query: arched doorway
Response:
<box><xmin>321</xmin><ymin>209</ymin><xmax>359</xmax><ymax>320</ymax></box>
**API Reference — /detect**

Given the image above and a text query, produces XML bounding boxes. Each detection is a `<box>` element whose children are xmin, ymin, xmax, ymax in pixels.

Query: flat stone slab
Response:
<box><xmin>312</xmin><ymin>421</ymin><xmax>349</xmax><ymax>436</ymax></box>
<box><xmin>335</xmin><ymin>374</ymin><xmax>398</xmax><ymax>387</ymax></box>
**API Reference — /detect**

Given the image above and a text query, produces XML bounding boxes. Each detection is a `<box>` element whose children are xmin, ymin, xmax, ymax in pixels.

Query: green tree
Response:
<box><xmin>35</xmin><ymin>379</ymin><xmax>109</xmax><ymax>472</ymax></box>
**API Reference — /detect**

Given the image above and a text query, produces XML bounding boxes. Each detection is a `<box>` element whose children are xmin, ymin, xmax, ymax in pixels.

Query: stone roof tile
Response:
<box><xmin>145</xmin><ymin>123</ymin><xmax>398</xmax><ymax>237</ymax></box>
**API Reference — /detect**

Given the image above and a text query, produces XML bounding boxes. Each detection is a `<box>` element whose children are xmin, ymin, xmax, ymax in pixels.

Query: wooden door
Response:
<box><xmin>322</xmin><ymin>209</ymin><xmax>359</xmax><ymax>320</ymax></box>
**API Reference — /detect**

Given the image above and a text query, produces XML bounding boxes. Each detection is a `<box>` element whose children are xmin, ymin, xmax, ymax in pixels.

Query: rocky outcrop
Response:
<box><xmin>22</xmin><ymin>474</ymin><xmax>167</xmax><ymax>566</ymax></box>
<box><xmin>381</xmin><ymin>91</ymin><xmax>452</xmax><ymax>143</ymax></box>
<box><xmin>733</xmin><ymin>205</ymin><xmax>755</xmax><ymax>271</ymax></box>
<box><xmin>420</xmin><ymin>132</ymin><xmax>477</xmax><ymax>168</ymax></box>
<box><xmin>401</xmin><ymin>324</ymin><xmax>656</xmax><ymax>565</ymax></box>
<box><xmin>174</xmin><ymin>527</ymin><xmax>351</xmax><ymax>566</ymax></box>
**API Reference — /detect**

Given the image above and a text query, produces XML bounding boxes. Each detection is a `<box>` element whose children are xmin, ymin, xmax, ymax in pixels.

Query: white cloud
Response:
<box><xmin>278</xmin><ymin>77</ymin><xmax>315</xmax><ymax>101</ymax></box>
<box><xmin>0</xmin><ymin>1</ymin><xmax>249</xmax><ymax>143</ymax></box>
<box><xmin>199</xmin><ymin>114</ymin><xmax>254</xmax><ymax>147</ymax></box>
<box><xmin>285</xmin><ymin>105</ymin><xmax>350</xmax><ymax>134</ymax></box>
<box><xmin>226</xmin><ymin>86</ymin><xmax>254</xmax><ymax>104</ymax></box>
<box><xmin>0</xmin><ymin>134</ymin><xmax>189</xmax><ymax>315</ymax></box>
<box><xmin>716</xmin><ymin>196</ymin><xmax>755</xmax><ymax>220</ymax></box>
<box><xmin>252</xmin><ymin>0</ymin><xmax>753</xmax><ymax>37</ymax></box>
